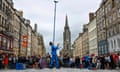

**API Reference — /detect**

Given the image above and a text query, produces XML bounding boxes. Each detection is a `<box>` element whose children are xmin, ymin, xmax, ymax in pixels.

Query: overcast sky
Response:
<box><xmin>13</xmin><ymin>0</ymin><xmax>102</xmax><ymax>53</ymax></box>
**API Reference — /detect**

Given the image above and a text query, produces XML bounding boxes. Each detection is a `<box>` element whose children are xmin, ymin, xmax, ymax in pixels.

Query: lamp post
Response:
<box><xmin>53</xmin><ymin>0</ymin><xmax>58</xmax><ymax>43</ymax></box>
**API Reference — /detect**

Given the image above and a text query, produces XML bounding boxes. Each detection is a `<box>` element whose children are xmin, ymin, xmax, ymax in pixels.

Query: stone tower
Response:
<box><xmin>63</xmin><ymin>15</ymin><xmax>72</xmax><ymax>57</ymax></box>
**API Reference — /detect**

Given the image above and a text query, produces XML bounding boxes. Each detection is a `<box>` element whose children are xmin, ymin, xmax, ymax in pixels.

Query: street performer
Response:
<box><xmin>49</xmin><ymin>41</ymin><xmax>60</xmax><ymax>68</ymax></box>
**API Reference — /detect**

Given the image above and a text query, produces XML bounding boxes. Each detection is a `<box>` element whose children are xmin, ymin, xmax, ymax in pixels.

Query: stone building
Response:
<box><xmin>25</xmin><ymin>19</ymin><xmax>32</xmax><ymax>56</ymax></box>
<box><xmin>0</xmin><ymin>0</ymin><xmax>14</xmax><ymax>54</ymax></box>
<box><xmin>82</xmin><ymin>24</ymin><xmax>89</xmax><ymax>56</ymax></box>
<box><xmin>96</xmin><ymin>0</ymin><xmax>108</xmax><ymax>55</ymax></box>
<box><xmin>104</xmin><ymin>0</ymin><xmax>120</xmax><ymax>53</ymax></box>
<box><xmin>88</xmin><ymin>13</ymin><xmax>98</xmax><ymax>56</ymax></box>
<box><xmin>31</xmin><ymin>25</ymin><xmax>37</xmax><ymax>55</ymax></box>
<box><xmin>73</xmin><ymin>33</ymin><xmax>83</xmax><ymax>58</ymax></box>
<box><xmin>38</xmin><ymin>34</ymin><xmax>46</xmax><ymax>57</ymax></box>
<box><xmin>96</xmin><ymin>0</ymin><xmax>120</xmax><ymax>55</ymax></box>
<box><xmin>13</xmin><ymin>10</ymin><xmax>21</xmax><ymax>56</ymax></box>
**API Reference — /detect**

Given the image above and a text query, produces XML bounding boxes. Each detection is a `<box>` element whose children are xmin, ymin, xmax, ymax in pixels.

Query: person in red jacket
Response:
<box><xmin>4</xmin><ymin>54</ymin><xmax>8</xmax><ymax>69</ymax></box>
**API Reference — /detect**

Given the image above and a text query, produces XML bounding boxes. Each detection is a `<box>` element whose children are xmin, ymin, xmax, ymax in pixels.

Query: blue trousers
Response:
<box><xmin>50</xmin><ymin>55</ymin><xmax>59</xmax><ymax>68</ymax></box>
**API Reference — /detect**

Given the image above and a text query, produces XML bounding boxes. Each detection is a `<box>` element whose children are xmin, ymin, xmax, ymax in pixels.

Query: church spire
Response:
<box><xmin>65</xmin><ymin>14</ymin><xmax>69</xmax><ymax>28</ymax></box>
<box><xmin>62</xmin><ymin>15</ymin><xmax>72</xmax><ymax>57</ymax></box>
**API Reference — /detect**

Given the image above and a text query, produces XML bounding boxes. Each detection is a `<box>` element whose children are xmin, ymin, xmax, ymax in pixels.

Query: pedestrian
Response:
<box><xmin>8</xmin><ymin>54</ymin><xmax>13</xmax><ymax>69</ymax></box>
<box><xmin>0</xmin><ymin>53</ymin><xmax>4</xmax><ymax>69</ymax></box>
<box><xmin>75</xmin><ymin>56</ymin><xmax>80</xmax><ymax>68</ymax></box>
<box><xmin>49</xmin><ymin>41</ymin><xmax>60</xmax><ymax>68</ymax></box>
<box><xmin>4</xmin><ymin>54</ymin><xmax>9</xmax><ymax>69</ymax></box>
<box><xmin>96</xmin><ymin>57</ymin><xmax>101</xmax><ymax>69</ymax></box>
<box><xmin>46</xmin><ymin>53</ymin><xmax>51</xmax><ymax>68</ymax></box>
<box><xmin>84</xmin><ymin>54</ymin><xmax>89</xmax><ymax>68</ymax></box>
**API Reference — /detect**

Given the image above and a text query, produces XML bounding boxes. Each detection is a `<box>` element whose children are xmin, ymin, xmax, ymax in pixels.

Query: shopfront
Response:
<box><xmin>0</xmin><ymin>33</ymin><xmax>13</xmax><ymax>54</ymax></box>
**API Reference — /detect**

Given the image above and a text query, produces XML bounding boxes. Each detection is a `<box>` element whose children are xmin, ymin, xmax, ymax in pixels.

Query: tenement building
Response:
<box><xmin>0</xmin><ymin>0</ymin><xmax>14</xmax><ymax>54</ymax></box>
<box><xmin>88</xmin><ymin>13</ymin><xmax>98</xmax><ymax>56</ymax></box>
<box><xmin>0</xmin><ymin>0</ymin><xmax>46</xmax><ymax>56</ymax></box>
<box><xmin>73</xmin><ymin>33</ymin><xmax>83</xmax><ymax>58</ymax></box>
<box><xmin>82</xmin><ymin>24</ymin><xmax>89</xmax><ymax>56</ymax></box>
<box><xmin>105</xmin><ymin>0</ymin><xmax>120</xmax><ymax>53</ymax></box>
<box><xmin>96</xmin><ymin>0</ymin><xmax>108</xmax><ymax>55</ymax></box>
<box><xmin>96</xmin><ymin>0</ymin><xmax>120</xmax><ymax>55</ymax></box>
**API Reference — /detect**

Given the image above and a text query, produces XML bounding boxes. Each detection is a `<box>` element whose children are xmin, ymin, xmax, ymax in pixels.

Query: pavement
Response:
<box><xmin>0</xmin><ymin>68</ymin><xmax>120</xmax><ymax>72</ymax></box>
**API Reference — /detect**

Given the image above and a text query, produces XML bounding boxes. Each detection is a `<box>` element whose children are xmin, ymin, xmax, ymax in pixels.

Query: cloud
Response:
<box><xmin>13</xmin><ymin>0</ymin><xmax>102</xmax><ymax>53</ymax></box>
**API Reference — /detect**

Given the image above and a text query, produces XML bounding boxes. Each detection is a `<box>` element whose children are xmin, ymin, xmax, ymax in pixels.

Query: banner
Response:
<box><xmin>22</xmin><ymin>35</ymin><xmax>28</xmax><ymax>48</ymax></box>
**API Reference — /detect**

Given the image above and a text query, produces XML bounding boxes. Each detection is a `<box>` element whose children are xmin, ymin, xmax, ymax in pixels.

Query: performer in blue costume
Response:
<box><xmin>49</xmin><ymin>41</ymin><xmax>59</xmax><ymax>68</ymax></box>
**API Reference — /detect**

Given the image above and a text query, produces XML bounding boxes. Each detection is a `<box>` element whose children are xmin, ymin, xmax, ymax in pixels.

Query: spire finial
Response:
<box><xmin>65</xmin><ymin>14</ymin><xmax>68</xmax><ymax>27</ymax></box>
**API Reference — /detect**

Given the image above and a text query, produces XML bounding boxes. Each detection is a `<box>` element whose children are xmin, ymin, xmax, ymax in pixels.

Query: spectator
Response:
<box><xmin>75</xmin><ymin>56</ymin><xmax>80</xmax><ymax>68</ymax></box>
<box><xmin>4</xmin><ymin>54</ymin><xmax>9</xmax><ymax>69</ymax></box>
<box><xmin>0</xmin><ymin>53</ymin><xmax>4</xmax><ymax>69</ymax></box>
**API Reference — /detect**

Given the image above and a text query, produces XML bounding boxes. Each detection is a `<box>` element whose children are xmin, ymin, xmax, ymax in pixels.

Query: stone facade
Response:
<box><xmin>105</xmin><ymin>0</ymin><xmax>120</xmax><ymax>53</ymax></box>
<box><xmin>38</xmin><ymin>35</ymin><xmax>46</xmax><ymax>57</ymax></box>
<box><xmin>73</xmin><ymin>33</ymin><xmax>83</xmax><ymax>58</ymax></box>
<box><xmin>82</xmin><ymin>24</ymin><xmax>89</xmax><ymax>56</ymax></box>
<box><xmin>0</xmin><ymin>0</ymin><xmax>46</xmax><ymax>56</ymax></box>
<box><xmin>96</xmin><ymin>0</ymin><xmax>120</xmax><ymax>55</ymax></box>
<box><xmin>0</xmin><ymin>0</ymin><xmax>14</xmax><ymax>54</ymax></box>
<box><xmin>88</xmin><ymin>17</ymin><xmax>98</xmax><ymax>56</ymax></box>
<box><xmin>96</xmin><ymin>0</ymin><xmax>108</xmax><ymax>55</ymax></box>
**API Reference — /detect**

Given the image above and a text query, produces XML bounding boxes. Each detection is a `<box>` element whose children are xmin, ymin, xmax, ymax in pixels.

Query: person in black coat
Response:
<box><xmin>75</xmin><ymin>56</ymin><xmax>80</xmax><ymax>68</ymax></box>
<box><xmin>0</xmin><ymin>54</ymin><xmax>4</xmax><ymax>69</ymax></box>
<box><xmin>100</xmin><ymin>55</ymin><xmax>105</xmax><ymax>69</ymax></box>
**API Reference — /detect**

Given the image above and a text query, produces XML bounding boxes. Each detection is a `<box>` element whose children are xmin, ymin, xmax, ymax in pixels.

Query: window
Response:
<box><xmin>112</xmin><ymin>0</ymin><xmax>115</xmax><ymax>8</ymax></box>
<box><xmin>113</xmin><ymin>12</ymin><xmax>116</xmax><ymax>21</ymax></box>
<box><xmin>2</xmin><ymin>3</ymin><xmax>5</xmax><ymax>12</ymax></box>
<box><xmin>119</xmin><ymin>24</ymin><xmax>120</xmax><ymax>33</ymax></box>
<box><xmin>2</xmin><ymin>17</ymin><xmax>4</xmax><ymax>27</ymax></box>
<box><xmin>0</xmin><ymin>15</ymin><xmax>1</xmax><ymax>26</ymax></box>
<box><xmin>108</xmin><ymin>4</ymin><xmax>111</xmax><ymax>12</ymax></box>
<box><xmin>0</xmin><ymin>36</ymin><xmax>1</xmax><ymax>48</ymax></box>
<box><xmin>114</xmin><ymin>40</ymin><xmax>116</xmax><ymax>48</ymax></box>
<box><xmin>116</xmin><ymin>24</ymin><xmax>119</xmax><ymax>33</ymax></box>
<box><xmin>117</xmin><ymin>38</ymin><xmax>120</xmax><ymax>48</ymax></box>
<box><xmin>2</xmin><ymin>37</ymin><xmax>7</xmax><ymax>50</ymax></box>
<box><xmin>108</xmin><ymin>16</ymin><xmax>112</xmax><ymax>24</ymax></box>
<box><xmin>111</xmin><ymin>40</ymin><xmax>113</xmax><ymax>49</ymax></box>
<box><xmin>118</xmin><ymin>8</ymin><xmax>120</xmax><ymax>17</ymax></box>
<box><xmin>114</xmin><ymin>26</ymin><xmax>117</xmax><ymax>34</ymax></box>
<box><xmin>106</xmin><ymin>18</ymin><xmax>108</xmax><ymax>27</ymax></box>
<box><xmin>7</xmin><ymin>39</ymin><xmax>10</xmax><ymax>49</ymax></box>
<box><xmin>0</xmin><ymin>0</ymin><xmax>2</xmax><ymax>10</ymax></box>
<box><xmin>115</xmin><ymin>0</ymin><xmax>120</xmax><ymax>4</ymax></box>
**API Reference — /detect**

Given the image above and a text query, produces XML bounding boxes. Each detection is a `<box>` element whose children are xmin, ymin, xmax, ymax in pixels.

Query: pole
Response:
<box><xmin>53</xmin><ymin>0</ymin><xmax>58</xmax><ymax>43</ymax></box>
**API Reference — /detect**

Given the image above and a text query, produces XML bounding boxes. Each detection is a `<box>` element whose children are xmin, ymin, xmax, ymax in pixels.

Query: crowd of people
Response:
<box><xmin>0</xmin><ymin>53</ymin><xmax>120</xmax><ymax>70</ymax></box>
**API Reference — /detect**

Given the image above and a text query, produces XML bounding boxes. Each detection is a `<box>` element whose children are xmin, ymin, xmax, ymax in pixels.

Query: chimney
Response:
<box><xmin>34</xmin><ymin>24</ymin><xmax>37</xmax><ymax>32</ymax></box>
<box><xmin>83</xmin><ymin>24</ymin><xmax>88</xmax><ymax>32</ymax></box>
<box><xmin>17</xmin><ymin>10</ymin><xmax>23</xmax><ymax>17</ymax></box>
<box><xmin>25</xmin><ymin>19</ymin><xmax>30</xmax><ymax>25</ymax></box>
<box><xmin>7</xmin><ymin>0</ymin><xmax>14</xmax><ymax>7</ymax></box>
<box><xmin>89</xmin><ymin>12</ymin><xmax>95</xmax><ymax>22</ymax></box>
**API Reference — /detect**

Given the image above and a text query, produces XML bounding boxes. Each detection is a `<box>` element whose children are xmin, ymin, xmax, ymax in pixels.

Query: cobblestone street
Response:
<box><xmin>0</xmin><ymin>68</ymin><xmax>120</xmax><ymax>72</ymax></box>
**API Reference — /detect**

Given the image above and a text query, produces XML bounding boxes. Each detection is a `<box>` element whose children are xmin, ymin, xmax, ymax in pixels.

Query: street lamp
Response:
<box><xmin>53</xmin><ymin>0</ymin><xmax>58</xmax><ymax>43</ymax></box>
